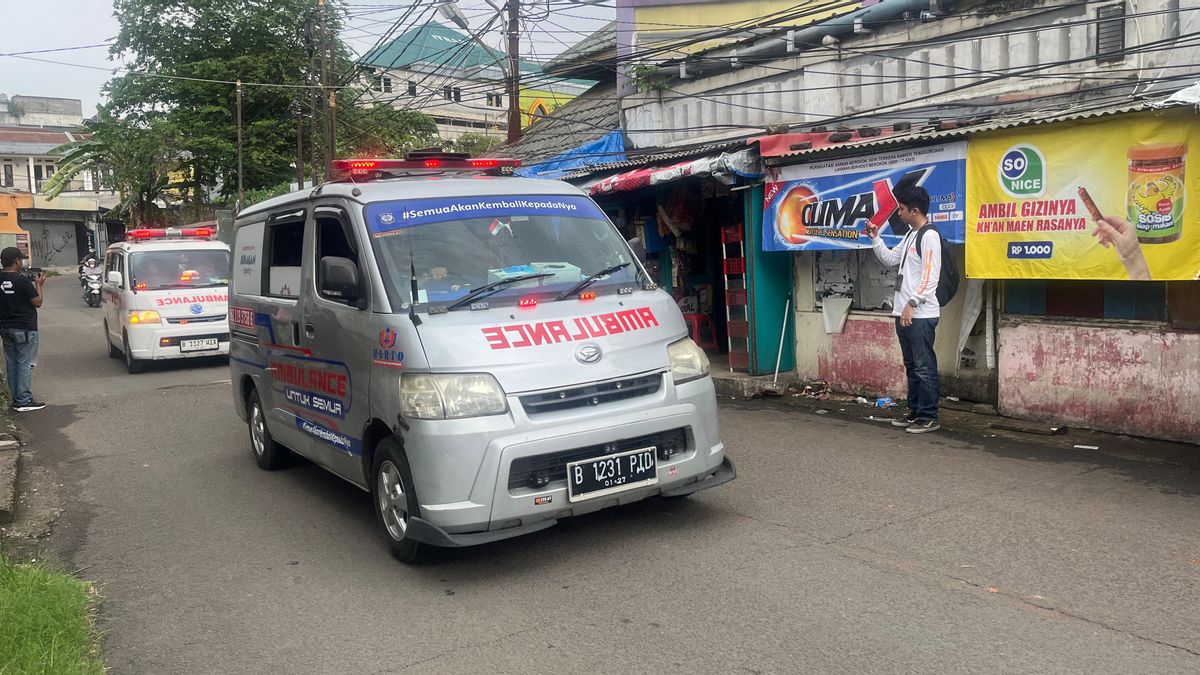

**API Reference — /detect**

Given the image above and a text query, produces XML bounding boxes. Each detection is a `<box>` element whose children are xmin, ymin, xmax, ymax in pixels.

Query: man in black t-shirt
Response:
<box><xmin>0</xmin><ymin>247</ymin><xmax>46</xmax><ymax>411</ymax></box>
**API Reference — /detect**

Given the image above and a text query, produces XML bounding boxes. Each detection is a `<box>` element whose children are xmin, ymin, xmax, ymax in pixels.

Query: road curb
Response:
<box><xmin>0</xmin><ymin>444</ymin><xmax>19</xmax><ymax>524</ymax></box>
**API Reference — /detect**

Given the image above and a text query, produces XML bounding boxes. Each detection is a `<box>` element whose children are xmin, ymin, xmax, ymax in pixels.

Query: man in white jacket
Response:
<box><xmin>866</xmin><ymin>186</ymin><xmax>941</xmax><ymax>434</ymax></box>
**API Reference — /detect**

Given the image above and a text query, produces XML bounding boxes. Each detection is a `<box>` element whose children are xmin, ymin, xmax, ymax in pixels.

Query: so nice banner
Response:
<box><xmin>762</xmin><ymin>142</ymin><xmax>967</xmax><ymax>252</ymax></box>
<box><xmin>967</xmin><ymin>110</ymin><xmax>1200</xmax><ymax>281</ymax></box>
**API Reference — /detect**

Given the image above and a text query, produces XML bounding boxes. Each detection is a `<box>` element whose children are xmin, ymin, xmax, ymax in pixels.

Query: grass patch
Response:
<box><xmin>0</xmin><ymin>552</ymin><xmax>103</xmax><ymax>675</ymax></box>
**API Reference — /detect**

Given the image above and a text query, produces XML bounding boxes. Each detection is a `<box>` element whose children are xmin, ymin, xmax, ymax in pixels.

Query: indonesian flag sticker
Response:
<box><xmin>488</xmin><ymin>219</ymin><xmax>512</xmax><ymax>237</ymax></box>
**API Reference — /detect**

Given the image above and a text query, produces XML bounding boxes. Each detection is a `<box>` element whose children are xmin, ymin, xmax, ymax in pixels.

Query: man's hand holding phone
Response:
<box><xmin>863</xmin><ymin>224</ymin><xmax>880</xmax><ymax>240</ymax></box>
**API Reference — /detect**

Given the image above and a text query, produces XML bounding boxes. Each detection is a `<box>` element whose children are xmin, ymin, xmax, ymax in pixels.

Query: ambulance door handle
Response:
<box><xmin>304</xmin><ymin>322</ymin><xmax>315</xmax><ymax>338</ymax></box>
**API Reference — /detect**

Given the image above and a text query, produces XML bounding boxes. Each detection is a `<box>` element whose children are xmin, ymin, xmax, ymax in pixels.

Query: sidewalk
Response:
<box><xmin>739</xmin><ymin>382</ymin><xmax>1200</xmax><ymax>472</ymax></box>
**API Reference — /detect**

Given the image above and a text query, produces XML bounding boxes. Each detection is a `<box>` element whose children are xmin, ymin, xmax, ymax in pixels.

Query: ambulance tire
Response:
<box><xmin>123</xmin><ymin>334</ymin><xmax>146</xmax><ymax>374</ymax></box>
<box><xmin>105</xmin><ymin>322</ymin><xmax>120</xmax><ymax>358</ymax></box>
<box><xmin>372</xmin><ymin>437</ymin><xmax>429</xmax><ymax>564</ymax></box>
<box><xmin>247</xmin><ymin>389</ymin><xmax>290</xmax><ymax>470</ymax></box>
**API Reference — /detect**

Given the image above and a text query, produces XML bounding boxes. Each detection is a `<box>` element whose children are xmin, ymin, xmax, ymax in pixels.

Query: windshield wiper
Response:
<box><xmin>556</xmin><ymin>263</ymin><xmax>630</xmax><ymax>301</ymax></box>
<box><xmin>445</xmin><ymin>273</ymin><xmax>554</xmax><ymax>310</ymax></box>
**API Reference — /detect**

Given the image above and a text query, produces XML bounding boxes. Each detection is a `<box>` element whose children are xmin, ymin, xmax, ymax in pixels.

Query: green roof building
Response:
<box><xmin>356</xmin><ymin>21</ymin><xmax>592</xmax><ymax>140</ymax></box>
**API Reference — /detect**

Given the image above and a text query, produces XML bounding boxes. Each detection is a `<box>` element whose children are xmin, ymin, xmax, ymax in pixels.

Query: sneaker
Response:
<box><xmin>891</xmin><ymin>414</ymin><xmax>918</xmax><ymax>428</ymax></box>
<box><xmin>906</xmin><ymin>418</ymin><xmax>941</xmax><ymax>434</ymax></box>
<box><xmin>14</xmin><ymin>401</ymin><xmax>46</xmax><ymax>412</ymax></box>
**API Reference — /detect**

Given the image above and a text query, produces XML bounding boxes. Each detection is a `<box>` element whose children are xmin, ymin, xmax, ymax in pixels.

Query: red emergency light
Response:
<box><xmin>518</xmin><ymin>297</ymin><xmax>538</xmax><ymax>309</ymax></box>
<box><xmin>127</xmin><ymin>226</ymin><xmax>217</xmax><ymax>241</ymax></box>
<box><xmin>332</xmin><ymin>156</ymin><xmax>520</xmax><ymax>178</ymax></box>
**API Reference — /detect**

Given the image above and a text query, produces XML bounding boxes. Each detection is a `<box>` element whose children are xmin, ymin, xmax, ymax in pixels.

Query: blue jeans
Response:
<box><xmin>895</xmin><ymin>318</ymin><xmax>939</xmax><ymax>421</ymax></box>
<box><xmin>1</xmin><ymin>329</ymin><xmax>38</xmax><ymax>407</ymax></box>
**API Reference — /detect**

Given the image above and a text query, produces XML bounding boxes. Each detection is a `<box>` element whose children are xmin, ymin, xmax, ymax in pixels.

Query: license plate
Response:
<box><xmin>179</xmin><ymin>338</ymin><xmax>219</xmax><ymax>352</ymax></box>
<box><xmin>566</xmin><ymin>446</ymin><xmax>658</xmax><ymax>503</ymax></box>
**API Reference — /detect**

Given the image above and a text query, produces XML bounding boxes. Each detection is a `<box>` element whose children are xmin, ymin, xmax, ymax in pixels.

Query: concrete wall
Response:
<box><xmin>791</xmin><ymin>247</ymin><xmax>968</xmax><ymax>397</ymax></box>
<box><xmin>997</xmin><ymin>320</ymin><xmax>1200</xmax><ymax>443</ymax></box>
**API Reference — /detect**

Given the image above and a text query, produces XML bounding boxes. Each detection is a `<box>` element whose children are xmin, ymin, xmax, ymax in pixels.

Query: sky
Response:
<box><xmin>0</xmin><ymin>0</ymin><xmax>612</xmax><ymax>117</ymax></box>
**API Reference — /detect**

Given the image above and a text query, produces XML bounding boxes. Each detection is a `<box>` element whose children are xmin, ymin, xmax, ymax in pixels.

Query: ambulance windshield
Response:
<box><xmin>129</xmin><ymin>250</ymin><xmax>231</xmax><ymax>291</ymax></box>
<box><xmin>364</xmin><ymin>195</ymin><xmax>637</xmax><ymax>308</ymax></box>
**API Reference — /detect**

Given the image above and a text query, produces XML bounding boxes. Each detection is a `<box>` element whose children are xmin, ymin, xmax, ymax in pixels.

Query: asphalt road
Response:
<box><xmin>16</xmin><ymin>275</ymin><xmax>1200</xmax><ymax>674</ymax></box>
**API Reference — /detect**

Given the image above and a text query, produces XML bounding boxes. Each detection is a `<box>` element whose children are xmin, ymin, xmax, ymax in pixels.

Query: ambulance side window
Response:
<box><xmin>315</xmin><ymin>207</ymin><xmax>361</xmax><ymax>303</ymax></box>
<box><xmin>233</xmin><ymin>221</ymin><xmax>265</xmax><ymax>296</ymax></box>
<box><xmin>265</xmin><ymin>210</ymin><xmax>305</xmax><ymax>299</ymax></box>
<box><xmin>106</xmin><ymin>252</ymin><xmax>125</xmax><ymax>289</ymax></box>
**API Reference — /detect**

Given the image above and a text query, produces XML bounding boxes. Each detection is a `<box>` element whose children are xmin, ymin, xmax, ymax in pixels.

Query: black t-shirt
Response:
<box><xmin>0</xmin><ymin>272</ymin><xmax>39</xmax><ymax>331</ymax></box>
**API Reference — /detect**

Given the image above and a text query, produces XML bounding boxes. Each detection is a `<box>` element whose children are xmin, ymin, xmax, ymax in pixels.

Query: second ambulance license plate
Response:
<box><xmin>180</xmin><ymin>338</ymin><xmax>219</xmax><ymax>352</ymax></box>
<box><xmin>567</xmin><ymin>447</ymin><xmax>658</xmax><ymax>503</ymax></box>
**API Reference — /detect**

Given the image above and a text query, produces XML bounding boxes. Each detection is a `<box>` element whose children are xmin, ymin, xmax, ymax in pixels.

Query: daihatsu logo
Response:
<box><xmin>575</xmin><ymin>344</ymin><xmax>603</xmax><ymax>364</ymax></box>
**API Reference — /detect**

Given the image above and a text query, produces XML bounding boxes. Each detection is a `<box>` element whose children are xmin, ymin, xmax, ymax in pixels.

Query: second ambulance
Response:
<box><xmin>102</xmin><ymin>226</ymin><xmax>231</xmax><ymax>373</ymax></box>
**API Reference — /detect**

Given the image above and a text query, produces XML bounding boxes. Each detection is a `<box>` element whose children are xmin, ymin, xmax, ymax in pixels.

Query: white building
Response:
<box><xmin>356</xmin><ymin>21</ymin><xmax>591</xmax><ymax>142</ymax></box>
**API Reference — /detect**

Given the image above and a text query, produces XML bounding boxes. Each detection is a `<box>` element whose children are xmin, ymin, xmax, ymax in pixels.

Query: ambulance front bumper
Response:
<box><xmin>125</xmin><ymin>321</ymin><xmax>231</xmax><ymax>360</ymax></box>
<box><xmin>401</xmin><ymin>373</ymin><xmax>732</xmax><ymax>546</ymax></box>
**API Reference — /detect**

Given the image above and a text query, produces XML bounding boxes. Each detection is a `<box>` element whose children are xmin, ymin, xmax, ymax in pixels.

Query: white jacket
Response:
<box><xmin>871</xmin><ymin>226</ymin><xmax>941</xmax><ymax>319</ymax></box>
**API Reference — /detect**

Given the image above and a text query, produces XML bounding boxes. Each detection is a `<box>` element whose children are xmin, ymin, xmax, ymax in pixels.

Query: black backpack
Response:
<box><xmin>915</xmin><ymin>227</ymin><xmax>959</xmax><ymax>307</ymax></box>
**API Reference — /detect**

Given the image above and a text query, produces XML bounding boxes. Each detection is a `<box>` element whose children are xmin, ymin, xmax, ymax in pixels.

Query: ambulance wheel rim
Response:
<box><xmin>250</xmin><ymin>402</ymin><xmax>266</xmax><ymax>456</ymax></box>
<box><xmin>378</xmin><ymin>460</ymin><xmax>408</xmax><ymax>540</ymax></box>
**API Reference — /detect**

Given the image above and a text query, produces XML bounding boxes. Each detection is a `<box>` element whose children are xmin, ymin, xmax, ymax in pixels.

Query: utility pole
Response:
<box><xmin>236</xmin><ymin>80</ymin><xmax>244</xmax><ymax>213</ymax></box>
<box><xmin>319</xmin><ymin>0</ymin><xmax>335</xmax><ymax>178</ymax></box>
<box><xmin>294</xmin><ymin>101</ymin><xmax>305</xmax><ymax>189</ymax></box>
<box><xmin>505</xmin><ymin>0</ymin><xmax>522</xmax><ymax>143</ymax></box>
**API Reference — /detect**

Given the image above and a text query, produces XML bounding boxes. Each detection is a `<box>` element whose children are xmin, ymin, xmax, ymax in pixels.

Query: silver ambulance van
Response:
<box><xmin>229</xmin><ymin>153</ymin><xmax>734</xmax><ymax>562</ymax></box>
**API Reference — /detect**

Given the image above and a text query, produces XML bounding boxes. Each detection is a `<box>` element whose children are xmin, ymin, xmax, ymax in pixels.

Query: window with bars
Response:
<box><xmin>1095</xmin><ymin>3</ymin><xmax>1127</xmax><ymax>63</ymax></box>
<box><xmin>443</xmin><ymin>86</ymin><xmax>453</xmax><ymax>101</ymax></box>
<box><xmin>407</xmin><ymin>81</ymin><xmax>417</xmax><ymax>96</ymax></box>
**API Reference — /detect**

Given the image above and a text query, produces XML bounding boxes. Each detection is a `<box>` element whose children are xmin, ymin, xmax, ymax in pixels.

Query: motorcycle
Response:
<box><xmin>80</xmin><ymin>259</ymin><xmax>103</xmax><ymax>308</ymax></box>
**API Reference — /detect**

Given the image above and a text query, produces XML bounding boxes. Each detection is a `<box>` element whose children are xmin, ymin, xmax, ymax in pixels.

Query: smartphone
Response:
<box><xmin>26</xmin><ymin>267</ymin><xmax>43</xmax><ymax>277</ymax></box>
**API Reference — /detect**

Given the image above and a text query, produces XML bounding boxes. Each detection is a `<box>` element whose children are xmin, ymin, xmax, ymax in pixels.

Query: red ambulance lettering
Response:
<box><xmin>480</xmin><ymin>307</ymin><xmax>661</xmax><ymax>350</ymax></box>
<box><xmin>505</xmin><ymin>324</ymin><xmax>532</xmax><ymax>348</ymax></box>
<box><xmin>546</xmin><ymin>320</ymin><xmax>571</xmax><ymax>343</ymax></box>
<box><xmin>525</xmin><ymin>323</ymin><xmax>551</xmax><ymax>346</ymax></box>
<box><xmin>482</xmin><ymin>326</ymin><xmax>510</xmax><ymax>350</ymax></box>
<box><xmin>599</xmin><ymin>313</ymin><xmax>624</xmax><ymax>334</ymax></box>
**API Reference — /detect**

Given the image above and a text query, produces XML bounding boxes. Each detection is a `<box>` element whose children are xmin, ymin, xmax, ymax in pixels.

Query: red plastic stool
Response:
<box><xmin>681</xmin><ymin>313</ymin><xmax>719</xmax><ymax>350</ymax></box>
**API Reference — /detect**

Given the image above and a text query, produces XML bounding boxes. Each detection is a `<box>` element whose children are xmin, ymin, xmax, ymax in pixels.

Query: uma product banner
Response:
<box><xmin>762</xmin><ymin>142</ymin><xmax>967</xmax><ymax>252</ymax></box>
<box><xmin>966</xmin><ymin>110</ymin><xmax>1200</xmax><ymax>280</ymax></box>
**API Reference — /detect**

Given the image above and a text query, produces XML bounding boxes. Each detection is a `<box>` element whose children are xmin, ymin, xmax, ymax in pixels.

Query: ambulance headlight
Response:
<box><xmin>668</xmin><ymin>338</ymin><xmax>710</xmax><ymax>384</ymax></box>
<box><xmin>128</xmin><ymin>310</ymin><xmax>161</xmax><ymax>324</ymax></box>
<box><xmin>400</xmin><ymin>373</ymin><xmax>508</xmax><ymax>420</ymax></box>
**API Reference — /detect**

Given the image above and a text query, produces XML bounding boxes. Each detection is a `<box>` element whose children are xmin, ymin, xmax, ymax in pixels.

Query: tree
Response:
<box><xmin>104</xmin><ymin>0</ymin><xmax>317</xmax><ymax>199</ymax></box>
<box><xmin>337</xmin><ymin>102</ymin><xmax>439</xmax><ymax>158</ymax></box>
<box><xmin>448</xmin><ymin>132</ymin><xmax>503</xmax><ymax>157</ymax></box>
<box><xmin>44</xmin><ymin>112</ymin><xmax>177</xmax><ymax>226</ymax></box>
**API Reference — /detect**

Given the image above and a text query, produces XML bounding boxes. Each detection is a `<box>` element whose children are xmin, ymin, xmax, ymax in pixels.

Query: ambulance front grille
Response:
<box><xmin>519</xmin><ymin>374</ymin><xmax>661</xmax><ymax>415</ymax></box>
<box><xmin>165</xmin><ymin>315</ymin><xmax>226</xmax><ymax>324</ymax></box>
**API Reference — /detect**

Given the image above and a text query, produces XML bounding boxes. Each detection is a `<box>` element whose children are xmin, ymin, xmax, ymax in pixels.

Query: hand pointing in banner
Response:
<box><xmin>1093</xmin><ymin>215</ymin><xmax>1152</xmax><ymax>281</ymax></box>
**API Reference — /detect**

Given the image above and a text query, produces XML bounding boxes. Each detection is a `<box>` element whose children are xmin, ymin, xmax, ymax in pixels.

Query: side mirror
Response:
<box><xmin>107</xmin><ymin>270</ymin><xmax>123</xmax><ymax>286</ymax></box>
<box><xmin>320</xmin><ymin>256</ymin><xmax>362</xmax><ymax>305</ymax></box>
<box><xmin>626</xmin><ymin>237</ymin><xmax>648</xmax><ymax>266</ymax></box>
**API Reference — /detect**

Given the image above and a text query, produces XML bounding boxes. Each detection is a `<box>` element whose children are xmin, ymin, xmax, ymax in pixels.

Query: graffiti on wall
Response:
<box><xmin>29</xmin><ymin>223</ymin><xmax>74</xmax><ymax>266</ymax></box>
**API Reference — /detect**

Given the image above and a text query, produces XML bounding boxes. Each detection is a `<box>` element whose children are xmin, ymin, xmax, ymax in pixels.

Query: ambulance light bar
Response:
<box><xmin>127</xmin><ymin>227</ymin><xmax>218</xmax><ymax>241</ymax></box>
<box><xmin>333</xmin><ymin>156</ymin><xmax>521</xmax><ymax>178</ymax></box>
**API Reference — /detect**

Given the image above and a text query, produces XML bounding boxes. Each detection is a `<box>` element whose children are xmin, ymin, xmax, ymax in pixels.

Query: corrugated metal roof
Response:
<box><xmin>766</xmin><ymin>100</ymin><xmax>1185</xmax><ymax>163</ymax></box>
<box><xmin>0</xmin><ymin>126</ymin><xmax>75</xmax><ymax>156</ymax></box>
<box><xmin>560</xmin><ymin>140</ymin><xmax>744</xmax><ymax>180</ymax></box>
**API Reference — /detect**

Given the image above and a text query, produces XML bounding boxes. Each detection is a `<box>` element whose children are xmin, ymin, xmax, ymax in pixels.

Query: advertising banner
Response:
<box><xmin>966</xmin><ymin>110</ymin><xmax>1200</xmax><ymax>280</ymax></box>
<box><xmin>762</xmin><ymin>142</ymin><xmax>967</xmax><ymax>252</ymax></box>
